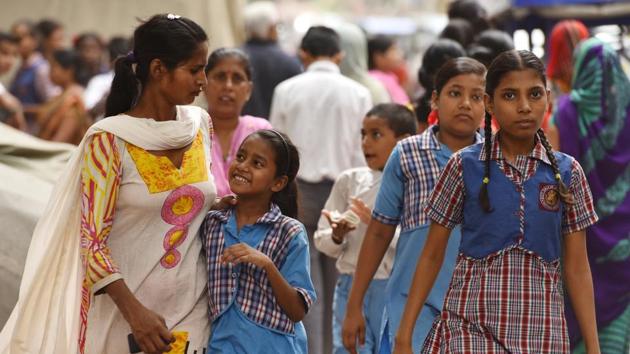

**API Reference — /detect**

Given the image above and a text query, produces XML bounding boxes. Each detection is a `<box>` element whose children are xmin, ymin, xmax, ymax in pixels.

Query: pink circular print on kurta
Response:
<box><xmin>161</xmin><ymin>185</ymin><xmax>205</xmax><ymax>226</ymax></box>
<box><xmin>159</xmin><ymin>185</ymin><xmax>205</xmax><ymax>268</ymax></box>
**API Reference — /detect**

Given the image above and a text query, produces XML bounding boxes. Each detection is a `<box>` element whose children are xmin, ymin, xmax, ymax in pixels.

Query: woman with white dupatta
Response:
<box><xmin>0</xmin><ymin>14</ymin><xmax>230</xmax><ymax>354</ymax></box>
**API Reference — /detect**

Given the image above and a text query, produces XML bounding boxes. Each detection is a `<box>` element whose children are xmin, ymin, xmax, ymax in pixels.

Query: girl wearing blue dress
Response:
<box><xmin>342</xmin><ymin>57</ymin><xmax>486</xmax><ymax>353</ymax></box>
<box><xmin>199</xmin><ymin>129</ymin><xmax>316</xmax><ymax>353</ymax></box>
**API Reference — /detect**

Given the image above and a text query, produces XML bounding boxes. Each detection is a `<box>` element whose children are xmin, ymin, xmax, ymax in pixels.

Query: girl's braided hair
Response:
<box><xmin>480</xmin><ymin>50</ymin><xmax>573</xmax><ymax>212</ymax></box>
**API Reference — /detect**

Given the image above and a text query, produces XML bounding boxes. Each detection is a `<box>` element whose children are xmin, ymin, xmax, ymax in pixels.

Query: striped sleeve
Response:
<box><xmin>80</xmin><ymin>132</ymin><xmax>123</xmax><ymax>294</ymax></box>
<box><xmin>424</xmin><ymin>153</ymin><xmax>465</xmax><ymax>229</ymax></box>
<box><xmin>562</xmin><ymin>159</ymin><xmax>598</xmax><ymax>235</ymax></box>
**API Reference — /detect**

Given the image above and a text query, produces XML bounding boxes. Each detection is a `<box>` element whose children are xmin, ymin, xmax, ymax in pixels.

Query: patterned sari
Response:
<box><xmin>553</xmin><ymin>38</ymin><xmax>630</xmax><ymax>354</ymax></box>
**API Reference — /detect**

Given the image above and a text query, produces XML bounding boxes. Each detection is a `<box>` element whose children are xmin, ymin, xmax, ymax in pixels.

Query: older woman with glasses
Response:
<box><xmin>204</xmin><ymin>47</ymin><xmax>272</xmax><ymax>197</ymax></box>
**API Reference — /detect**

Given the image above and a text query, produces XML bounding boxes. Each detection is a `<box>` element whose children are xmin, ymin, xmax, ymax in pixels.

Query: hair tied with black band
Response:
<box><xmin>125</xmin><ymin>51</ymin><xmax>136</xmax><ymax>63</ymax></box>
<box><xmin>266</xmin><ymin>129</ymin><xmax>291</xmax><ymax>177</ymax></box>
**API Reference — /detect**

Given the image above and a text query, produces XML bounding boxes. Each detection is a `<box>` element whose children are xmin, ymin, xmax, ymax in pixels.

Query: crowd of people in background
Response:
<box><xmin>0</xmin><ymin>0</ymin><xmax>629</xmax><ymax>353</ymax></box>
<box><xmin>0</xmin><ymin>18</ymin><xmax>131</xmax><ymax>141</ymax></box>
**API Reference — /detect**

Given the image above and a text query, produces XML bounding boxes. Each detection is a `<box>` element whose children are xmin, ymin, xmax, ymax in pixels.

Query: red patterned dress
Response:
<box><xmin>421</xmin><ymin>135</ymin><xmax>597</xmax><ymax>353</ymax></box>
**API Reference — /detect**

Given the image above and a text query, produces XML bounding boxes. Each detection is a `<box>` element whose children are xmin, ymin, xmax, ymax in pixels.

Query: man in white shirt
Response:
<box><xmin>270</xmin><ymin>25</ymin><xmax>372</xmax><ymax>354</ymax></box>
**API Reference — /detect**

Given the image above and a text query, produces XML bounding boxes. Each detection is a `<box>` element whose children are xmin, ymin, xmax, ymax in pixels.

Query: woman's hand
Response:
<box><xmin>124</xmin><ymin>301</ymin><xmax>174</xmax><ymax>354</ymax></box>
<box><xmin>210</xmin><ymin>195</ymin><xmax>238</xmax><ymax>211</ymax></box>
<box><xmin>222</xmin><ymin>243</ymin><xmax>272</xmax><ymax>270</ymax></box>
<box><xmin>105</xmin><ymin>280</ymin><xmax>174</xmax><ymax>354</ymax></box>
<box><xmin>350</xmin><ymin>197</ymin><xmax>372</xmax><ymax>225</ymax></box>
<box><xmin>322</xmin><ymin>210</ymin><xmax>356</xmax><ymax>244</ymax></box>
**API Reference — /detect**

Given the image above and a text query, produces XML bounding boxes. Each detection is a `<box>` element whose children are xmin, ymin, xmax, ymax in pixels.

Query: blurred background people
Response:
<box><xmin>414</xmin><ymin>38</ymin><xmax>465</xmax><ymax>131</ymax></box>
<box><xmin>241</xmin><ymin>1</ymin><xmax>302</xmax><ymax>119</ymax></box>
<box><xmin>439</xmin><ymin>18</ymin><xmax>474</xmax><ymax>50</ymax></box>
<box><xmin>546</xmin><ymin>20</ymin><xmax>590</xmax><ymax>96</ymax></box>
<box><xmin>447</xmin><ymin>0</ymin><xmax>490</xmax><ymax>37</ymax></box>
<box><xmin>36</xmin><ymin>18</ymin><xmax>64</xmax><ymax>63</ymax></box>
<box><xmin>467</xmin><ymin>29</ymin><xmax>515</xmax><ymax>68</ymax></box>
<box><xmin>368</xmin><ymin>35</ymin><xmax>410</xmax><ymax>105</ymax></box>
<box><xmin>73</xmin><ymin>32</ymin><xmax>107</xmax><ymax>88</ymax></box>
<box><xmin>335</xmin><ymin>22</ymin><xmax>390</xmax><ymax>105</ymax></box>
<box><xmin>10</xmin><ymin>19</ymin><xmax>60</xmax><ymax>132</ymax></box>
<box><xmin>36</xmin><ymin>48</ymin><xmax>90</xmax><ymax>144</ymax></box>
<box><xmin>0</xmin><ymin>32</ymin><xmax>26</xmax><ymax>131</ymax></box>
<box><xmin>550</xmin><ymin>38</ymin><xmax>630</xmax><ymax>354</ymax></box>
<box><xmin>83</xmin><ymin>36</ymin><xmax>131</xmax><ymax>120</ymax></box>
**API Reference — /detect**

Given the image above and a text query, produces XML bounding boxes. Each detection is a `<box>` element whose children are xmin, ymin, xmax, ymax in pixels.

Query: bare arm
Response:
<box><xmin>393</xmin><ymin>222</ymin><xmax>451</xmax><ymax>353</ymax></box>
<box><xmin>0</xmin><ymin>93</ymin><xmax>27</xmax><ymax>131</ymax></box>
<box><xmin>346</xmin><ymin>219</ymin><xmax>396</xmax><ymax>310</ymax></box>
<box><xmin>50</xmin><ymin>106</ymin><xmax>81</xmax><ymax>143</ymax></box>
<box><xmin>264</xmin><ymin>259</ymin><xmax>308</xmax><ymax>321</ymax></box>
<box><xmin>342</xmin><ymin>219</ymin><xmax>396</xmax><ymax>353</ymax></box>
<box><xmin>563</xmin><ymin>230</ymin><xmax>600</xmax><ymax>354</ymax></box>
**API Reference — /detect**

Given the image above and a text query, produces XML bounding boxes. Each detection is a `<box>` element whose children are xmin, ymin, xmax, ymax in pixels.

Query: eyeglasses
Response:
<box><xmin>208</xmin><ymin>72</ymin><xmax>249</xmax><ymax>86</ymax></box>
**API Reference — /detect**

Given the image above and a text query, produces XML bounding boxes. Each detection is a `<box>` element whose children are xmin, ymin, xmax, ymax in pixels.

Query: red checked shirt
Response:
<box><xmin>421</xmin><ymin>133</ymin><xmax>598</xmax><ymax>353</ymax></box>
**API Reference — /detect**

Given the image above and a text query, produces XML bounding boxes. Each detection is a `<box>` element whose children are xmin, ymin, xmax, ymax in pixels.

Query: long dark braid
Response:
<box><xmin>479</xmin><ymin>113</ymin><xmax>493</xmax><ymax>212</ymax></box>
<box><xmin>537</xmin><ymin>129</ymin><xmax>574</xmax><ymax>204</ymax></box>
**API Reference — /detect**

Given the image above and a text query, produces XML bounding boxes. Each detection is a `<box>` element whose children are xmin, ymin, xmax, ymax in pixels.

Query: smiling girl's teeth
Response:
<box><xmin>234</xmin><ymin>175</ymin><xmax>248</xmax><ymax>183</ymax></box>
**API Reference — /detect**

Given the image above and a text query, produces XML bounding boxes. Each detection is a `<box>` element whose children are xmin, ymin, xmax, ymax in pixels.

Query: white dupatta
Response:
<box><xmin>0</xmin><ymin>107</ymin><xmax>202</xmax><ymax>354</ymax></box>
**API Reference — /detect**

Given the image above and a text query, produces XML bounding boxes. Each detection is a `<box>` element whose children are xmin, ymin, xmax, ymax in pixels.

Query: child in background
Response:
<box><xmin>37</xmin><ymin>49</ymin><xmax>91</xmax><ymax>144</ymax></box>
<box><xmin>342</xmin><ymin>57</ymin><xmax>486</xmax><ymax>354</ymax></box>
<box><xmin>395</xmin><ymin>50</ymin><xmax>599</xmax><ymax>353</ymax></box>
<box><xmin>315</xmin><ymin>103</ymin><xmax>417</xmax><ymax>354</ymax></box>
<box><xmin>200</xmin><ymin>129</ymin><xmax>316</xmax><ymax>353</ymax></box>
<box><xmin>0</xmin><ymin>32</ymin><xmax>26</xmax><ymax>130</ymax></box>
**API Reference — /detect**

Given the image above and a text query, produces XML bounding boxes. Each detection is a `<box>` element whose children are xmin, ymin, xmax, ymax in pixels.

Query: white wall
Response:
<box><xmin>0</xmin><ymin>0</ymin><xmax>246</xmax><ymax>49</ymax></box>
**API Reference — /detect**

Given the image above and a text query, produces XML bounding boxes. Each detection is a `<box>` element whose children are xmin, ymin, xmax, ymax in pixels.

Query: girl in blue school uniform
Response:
<box><xmin>342</xmin><ymin>57</ymin><xmax>487</xmax><ymax>353</ymax></box>
<box><xmin>395</xmin><ymin>50</ymin><xmax>600</xmax><ymax>353</ymax></box>
<box><xmin>199</xmin><ymin>129</ymin><xmax>316</xmax><ymax>353</ymax></box>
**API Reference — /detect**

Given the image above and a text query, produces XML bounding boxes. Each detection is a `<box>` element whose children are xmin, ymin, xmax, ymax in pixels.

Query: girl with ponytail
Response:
<box><xmin>394</xmin><ymin>50</ymin><xmax>600</xmax><ymax>354</ymax></box>
<box><xmin>199</xmin><ymin>129</ymin><xmax>316</xmax><ymax>353</ymax></box>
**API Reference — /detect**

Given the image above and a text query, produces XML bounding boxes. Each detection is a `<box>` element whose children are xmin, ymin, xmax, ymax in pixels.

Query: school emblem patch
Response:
<box><xmin>539</xmin><ymin>183</ymin><xmax>560</xmax><ymax>211</ymax></box>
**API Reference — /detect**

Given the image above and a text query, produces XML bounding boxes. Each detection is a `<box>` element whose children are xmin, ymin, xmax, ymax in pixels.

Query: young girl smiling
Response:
<box><xmin>200</xmin><ymin>130</ymin><xmax>316</xmax><ymax>353</ymax></box>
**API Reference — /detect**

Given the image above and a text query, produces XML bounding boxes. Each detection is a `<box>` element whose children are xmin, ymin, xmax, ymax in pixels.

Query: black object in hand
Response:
<box><xmin>128</xmin><ymin>333</ymin><xmax>141</xmax><ymax>353</ymax></box>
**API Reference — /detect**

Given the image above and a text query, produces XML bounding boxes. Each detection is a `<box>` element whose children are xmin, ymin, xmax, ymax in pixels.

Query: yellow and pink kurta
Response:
<box><xmin>81</xmin><ymin>107</ymin><xmax>216</xmax><ymax>353</ymax></box>
<box><xmin>0</xmin><ymin>105</ymin><xmax>215</xmax><ymax>354</ymax></box>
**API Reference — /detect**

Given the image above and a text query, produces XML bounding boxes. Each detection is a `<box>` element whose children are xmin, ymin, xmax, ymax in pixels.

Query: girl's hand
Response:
<box><xmin>342</xmin><ymin>304</ymin><xmax>366</xmax><ymax>354</ymax></box>
<box><xmin>222</xmin><ymin>243</ymin><xmax>272</xmax><ymax>270</ymax></box>
<box><xmin>393</xmin><ymin>336</ymin><xmax>413</xmax><ymax>354</ymax></box>
<box><xmin>125</xmin><ymin>302</ymin><xmax>174</xmax><ymax>354</ymax></box>
<box><xmin>349</xmin><ymin>197</ymin><xmax>372</xmax><ymax>225</ymax></box>
<box><xmin>322</xmin><ymin>210</ymin><xmax>356</xmax><ymax>243</ymax></box>
<box><xmin>210</xmin><ymin>195</ymin><xmax>238</xmax><ymax>211</ymax></box>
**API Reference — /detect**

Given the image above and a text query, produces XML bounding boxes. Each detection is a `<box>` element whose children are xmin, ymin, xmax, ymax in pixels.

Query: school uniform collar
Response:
<box><xmin>418</xmin><ymin>125</ymin><xmax>441</xmax><ymax>150</ymax></box>
<box><xmin>306</xmin><ymin>60</ymin><xmax>340</xmax><ymax>74</ymax></box>
<box><xmin>419</xmin><ymin>125</ymin><xmax>483</xmax><ymax>150</ymax></box>
<box><xmin>479</xmin><ymin>132</ymin><xmax>551</xmax><ymax>165</ymax></box>
<box><xmin>214</xmin><ymin>203</ymin><xmax>283</xmax><ymax>224</ymax></box>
